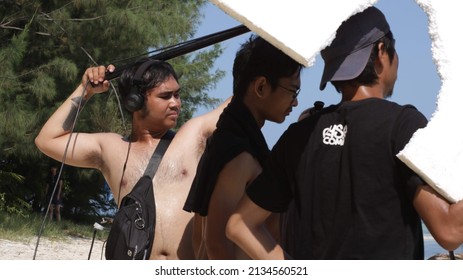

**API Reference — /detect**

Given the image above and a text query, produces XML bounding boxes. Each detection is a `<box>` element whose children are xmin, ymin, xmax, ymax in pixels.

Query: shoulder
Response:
<box><xmin>374</xmin><ymin>99</ymin><xmax>425</xmax><ymax>118</ymax></box>
<box><xmin>218</xmin><ymin>151</ymin><xmax>262</xmax><ymax>187</ymax></box>
<box><xmin>222</xmin><ymin>151</ymin><xmax>261</xmax><ymax>177</ymax></box>
<box><xmin>93</xmin><ymin>132</ymin><xmax>128</xmax><ymax>149</ymax></box>
<box><xmin>94</xmin><ymin>132</ymin><xmax>128</xmax><ymax>160</ymax></box>
<box><xmin>356</xmin><ymin>99</ymin><xmax>427</xmax><ymax>126</ymax></box>
<box><xmin>391</xmin><ymin>102</ymin><xmax>428</xmax><ymax>128</ymax></box>
<box><xmin>400</xmin><ymin>103</ymin><xmax>427</xmax><ymax>119</ymax></box>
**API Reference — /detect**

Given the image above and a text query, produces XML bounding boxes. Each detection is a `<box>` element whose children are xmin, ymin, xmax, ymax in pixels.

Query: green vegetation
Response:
<box><xmin>0</xmin><ymin>211</ymin><xmax>108</xmax><ymax>242</ymax></box>
<box><xmin>0</xmin><ymin>0</ymin><xmax>225</xmax><ymax>221</ymax></box>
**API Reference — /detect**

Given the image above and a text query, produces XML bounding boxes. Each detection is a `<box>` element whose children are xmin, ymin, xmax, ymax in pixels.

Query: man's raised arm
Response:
<box><xmin>35</xmin><ymin>65</ymin><xmax>114</xmax><ymax>169</ymax></box>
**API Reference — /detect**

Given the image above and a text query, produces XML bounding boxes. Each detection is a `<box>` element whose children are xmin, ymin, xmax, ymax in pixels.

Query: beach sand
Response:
<box><xmin>0</xmin><ymin>236</ymin><xmax>106</xmax><ymax>260</ymax></box>
<box><xmin>1</xmin><ymin>235</ymin><xmax>461</xmax><ymax>260</ymax></box>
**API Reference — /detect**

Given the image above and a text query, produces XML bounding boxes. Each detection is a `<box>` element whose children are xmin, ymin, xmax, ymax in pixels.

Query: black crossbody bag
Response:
<box><xmin>105</xmin><ymin>130</ymin><xmax>175</xmax><ymax>260</ymax></box>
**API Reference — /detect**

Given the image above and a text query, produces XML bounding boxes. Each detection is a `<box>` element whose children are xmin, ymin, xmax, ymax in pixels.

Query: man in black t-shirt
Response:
<box><xmin>183</xmin><ymin>35</ymin><xmax>303</xmax><ymax>259</ymax></box>
<box><xmin>226</xmin><ymin>6</ymin><xmax>463</xmax><ymax>259</ymax></box>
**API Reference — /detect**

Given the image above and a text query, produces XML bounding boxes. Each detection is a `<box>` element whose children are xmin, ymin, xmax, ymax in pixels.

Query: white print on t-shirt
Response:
<box><xmin>323</xmin><ymin>124</ymin><xmax>347</xmax><ymax>146</ymax></box>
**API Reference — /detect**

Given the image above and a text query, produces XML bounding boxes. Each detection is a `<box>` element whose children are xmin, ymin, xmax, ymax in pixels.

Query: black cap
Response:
<box><xmin>319</xmin><ymin>7</ymin><xmax>390</xmax><ymax>90</ymax></box>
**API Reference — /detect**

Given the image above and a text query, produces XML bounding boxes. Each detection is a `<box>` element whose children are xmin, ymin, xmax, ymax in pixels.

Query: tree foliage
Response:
<box><xmin>0</xmin><ymin>0</ymin><xmax>225</xmax><ymax>221</ymax></box>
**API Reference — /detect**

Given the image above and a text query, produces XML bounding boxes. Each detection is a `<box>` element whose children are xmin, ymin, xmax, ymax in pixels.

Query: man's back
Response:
<box><xmin>250</xmin><ymin>98</ymin><xmax>428</xmax><ymax>259</ymax></box>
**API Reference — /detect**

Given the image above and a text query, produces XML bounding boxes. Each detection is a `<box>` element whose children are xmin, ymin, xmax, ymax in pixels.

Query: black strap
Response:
<box><xmin>143</xmin><ymin>130</ymin><xmax>175</xmax><ymax>178</ymax></box>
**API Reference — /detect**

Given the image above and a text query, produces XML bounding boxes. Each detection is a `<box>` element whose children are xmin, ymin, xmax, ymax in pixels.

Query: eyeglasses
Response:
<box><xmin>278</xmin><ymin>84</ymin><xmax>301</xmax><ymax>99</ymax></box>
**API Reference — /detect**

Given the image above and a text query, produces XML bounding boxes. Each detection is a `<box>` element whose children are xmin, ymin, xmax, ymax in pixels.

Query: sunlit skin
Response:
<box><xmin>200</xmin><ymin>71</ymin><xmax>300</xmax><ymax>259</ymax></box>
<box><xmin>35</xmin><ymin>65</ymin><xmax>230</xmax><ymax>259</ymax></box>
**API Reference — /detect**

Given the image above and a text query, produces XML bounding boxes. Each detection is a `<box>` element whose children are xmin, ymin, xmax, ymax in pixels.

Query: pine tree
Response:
<box><xmin>0</xmin><ymin>0</ymin><xmax>225</xmax><ymax>219</ymax></box>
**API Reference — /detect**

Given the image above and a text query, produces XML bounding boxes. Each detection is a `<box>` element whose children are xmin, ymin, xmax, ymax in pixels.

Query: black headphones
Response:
<box><xmin>123</xmin><ymin>59</ymin><xmax>159</xmax><ymax>112</ymax></box>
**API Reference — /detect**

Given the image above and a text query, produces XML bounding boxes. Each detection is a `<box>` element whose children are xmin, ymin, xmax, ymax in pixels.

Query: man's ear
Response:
<box><xmin>374</xmin><ymin>42</ymin><xmax>386</xmax><ymax>74</ymax></box>
<box><xmin>377</xmin><ymin>42</ymin><xmax>390</xmax><ymax>61</ymax></box>
<box><xmin>253</xmin><ymin>76</ymin><xmax>267</xmax><ymax>98</ymax></box>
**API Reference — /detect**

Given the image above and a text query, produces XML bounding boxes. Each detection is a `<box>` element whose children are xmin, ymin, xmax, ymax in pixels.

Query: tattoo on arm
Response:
<box><xmin>62</xmin><ymin>97</ymin><xmax>87</xmax><ymax>131</ymax></box>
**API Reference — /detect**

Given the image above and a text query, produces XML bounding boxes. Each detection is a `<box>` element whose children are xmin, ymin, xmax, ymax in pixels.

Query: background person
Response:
<box><xmin>44</xmin><ymin>165</ymin><xmax>64</xmax><ymax>222</ymax></box>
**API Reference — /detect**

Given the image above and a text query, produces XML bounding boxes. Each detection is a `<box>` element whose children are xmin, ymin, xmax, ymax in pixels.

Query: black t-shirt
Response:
<box><xmin>184</xmin><ymin>99</ymin><xmax>269</xmax><ymax>216</ymax></box>
<box><xmin>247</xmin><ymin>98</ymin><xmax>428</xmax><ymax>259</ymax></box>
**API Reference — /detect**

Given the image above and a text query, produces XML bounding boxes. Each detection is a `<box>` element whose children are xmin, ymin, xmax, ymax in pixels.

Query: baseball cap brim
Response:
<box><xmin>319</xmin><ymin>43</ymin><xmax>374</xmax><ymax>90</ymax></box>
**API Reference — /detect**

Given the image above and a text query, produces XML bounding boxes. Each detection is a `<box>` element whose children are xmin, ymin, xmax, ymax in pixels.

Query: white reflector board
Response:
<box><xmin>397</xmin><ymin>0</ymin><xmax>463</xmax><ymax>203</ymax></box>
<box><xmin>210</xmin><ymin>0</ymin><xmax>378</xmax><ymax>67</ymax></box>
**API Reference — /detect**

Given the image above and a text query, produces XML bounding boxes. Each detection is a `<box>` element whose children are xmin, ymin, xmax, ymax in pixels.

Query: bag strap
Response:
<box><xmin>143</xmin><ymin>130</ymin><xmax>175</xmax><ymax>178</ymax></box>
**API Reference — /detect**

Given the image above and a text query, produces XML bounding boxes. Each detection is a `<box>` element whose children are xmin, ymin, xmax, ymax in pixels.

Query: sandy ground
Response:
<box><xmin>0</xmin><ymin>236</ymin><xmax>106</xmax><ymax>260</ymax></box>
<box><xmin>1</xmin><ymin>236</ymin><xmax>461</xmax><ymax>260</ymax></box>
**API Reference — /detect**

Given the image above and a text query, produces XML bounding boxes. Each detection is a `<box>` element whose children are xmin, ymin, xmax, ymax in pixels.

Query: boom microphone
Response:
<box><xmin>104</xmin><ymin>25</ymin><xmax>250</xmax><ymax>81</ymax></box>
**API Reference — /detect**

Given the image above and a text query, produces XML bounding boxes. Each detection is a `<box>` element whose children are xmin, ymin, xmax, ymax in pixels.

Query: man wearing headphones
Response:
<box><xmin>35</xmin><ymin>58</ymin><xmax>230</xmax><ymax>259</ymax></box>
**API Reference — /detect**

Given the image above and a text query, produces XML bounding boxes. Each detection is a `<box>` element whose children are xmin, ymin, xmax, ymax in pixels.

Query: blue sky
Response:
<box><xmin>194</xmin><ymin>0</ymin><xmax>440</xmax><ymax>148</ymax></box>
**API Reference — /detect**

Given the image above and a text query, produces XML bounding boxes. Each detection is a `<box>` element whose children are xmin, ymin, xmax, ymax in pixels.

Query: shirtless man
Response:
<box><xmin>35</xmin><ymin>58</ymin><xmax>229</xmax><ymax>259</ymax></box>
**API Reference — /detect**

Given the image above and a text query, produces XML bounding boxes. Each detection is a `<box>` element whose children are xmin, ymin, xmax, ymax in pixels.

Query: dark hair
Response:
<box><xmin>118</xmin><ymin>58</ymin><xmax>179</xmax><ymax>107</ymax></box>
<box><xmin>331</xmin><ymin>31</ymin><xmax>395</xmax><ymax>92</ymax></box>
<box><xmin>232</xmin><ymin>35</ymin><xmax>303</xmax><ymax>100</ymax></box>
